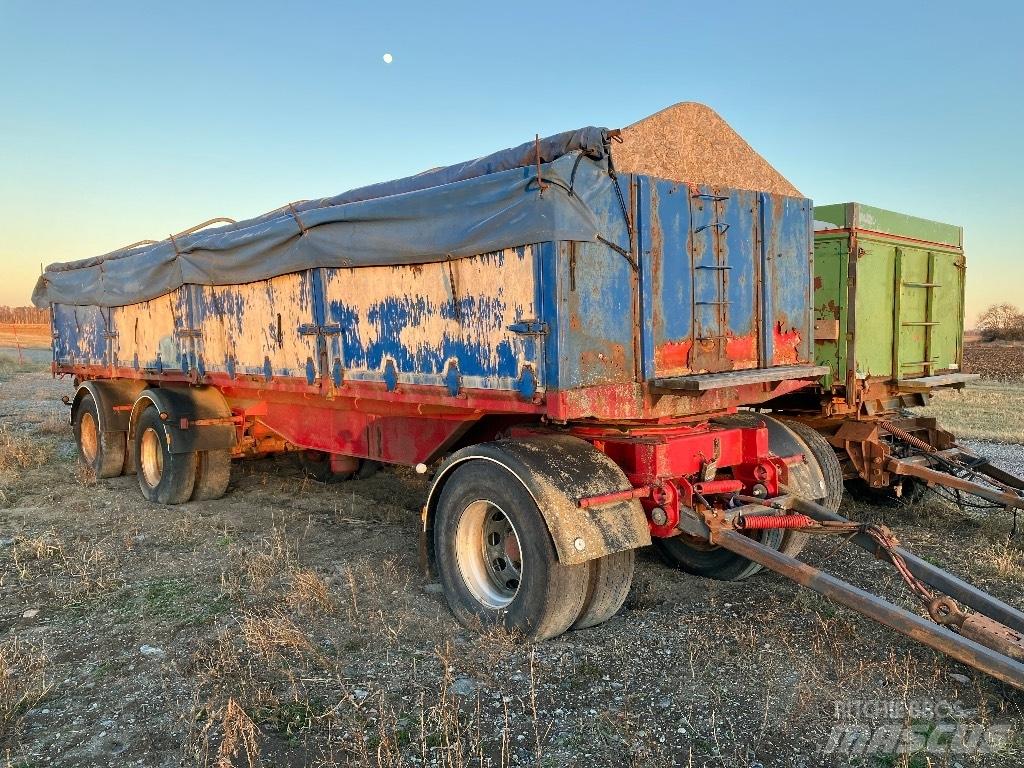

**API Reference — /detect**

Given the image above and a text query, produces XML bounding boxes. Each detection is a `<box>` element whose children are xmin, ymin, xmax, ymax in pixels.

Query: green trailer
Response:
<box><xmin>767</xmin><ymin>203</ymin><xmax>1024</xmax><ymax>509</ymax></box>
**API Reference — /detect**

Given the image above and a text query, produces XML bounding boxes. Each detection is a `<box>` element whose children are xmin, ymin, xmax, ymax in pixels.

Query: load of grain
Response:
<box><xmin>612</xmin><ymin>102</ymin><xmax>801</xmax><ymax>197</ymax></box>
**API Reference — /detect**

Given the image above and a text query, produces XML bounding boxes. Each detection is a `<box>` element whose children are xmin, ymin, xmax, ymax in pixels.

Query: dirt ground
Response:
<box><xmin>2</xmin><ymin>364</ymin><xmax>1024</xmax><ymax>768</ymax></box>
<box><xmin>963</xmin><ymin>341</ymin><xmax>1024</xmax><ymax>382</ymax></box>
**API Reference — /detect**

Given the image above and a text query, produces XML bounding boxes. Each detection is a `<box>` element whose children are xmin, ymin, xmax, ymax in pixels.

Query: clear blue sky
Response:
<box><xmin>1</xmin><ymin>0</ymin><xmax>1021</xmax><ymax>322</ymax></box>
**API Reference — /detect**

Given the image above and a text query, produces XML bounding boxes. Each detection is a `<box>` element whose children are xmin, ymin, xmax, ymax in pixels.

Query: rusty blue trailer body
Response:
<box><xmin>42</xmin><ymin>122</ymin><xmax>829</xmax><ymax>509</ymax></box>
<box><xmin>48</xmin><ymin>172</ymin><xmax>821</xmax><ymax>452</ymax></box>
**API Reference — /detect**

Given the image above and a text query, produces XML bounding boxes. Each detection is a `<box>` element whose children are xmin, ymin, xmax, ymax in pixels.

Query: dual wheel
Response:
<box><xmin>73</xmin><ymin>393</ymin><xmax>231</xmax><ymax>504</ymax></box>
<box><xmin>434</xmin><ymin>461</ymin><xmax>634</xmax><ymax>641</ymax></box>
<box><xmin>432</xmin><ymin>417</ymin><xmax>845</xmax><ymax>639</ymax></box>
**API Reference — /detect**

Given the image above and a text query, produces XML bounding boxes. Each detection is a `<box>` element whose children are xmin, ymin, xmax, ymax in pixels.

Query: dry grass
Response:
<box><xmin>914</xmin><ymin>380</ymin><xmax>1024</xmax><ymax>442</ymax></box>
<box><xmin>217</xmin><ymin>698</ymin><xmax>261</xmax><ymax>768</ymax></box>
<box><xmin>9</xmin><ymin>529</ymin><xmax>121</xmax><ymax>601</ymax></box>
<box><xmin>0</xmin><ymin>425</ymin><xmax>51</xmax><ymax>475</ymax></box>
<box><xmin>32</xmin><ymin>412</ymin><xmax>68</xmax><ymax>436</ymax></box>
<box><xmin>287</xmin><ymin>569</ymin><xmax>336</xmax><ymax>614</ymax></box>
<box><xmin>981</xmin><ymin>540</ymin><xmax>1024</xmax><ymax>580</ymax></box>
<box><xmin>240</xmin><ymin>613</ymin><xmax>315</xmax><ymax>662</ymax></box>
<box><xmin>0</xmin><ymin>354</ymin><xmax>48</xmax><ymax>380</ymax></box>
<box><xmin>0</xmin><ymin>637</ymin><xmax>51</xmax><ymax>742</ymax></box>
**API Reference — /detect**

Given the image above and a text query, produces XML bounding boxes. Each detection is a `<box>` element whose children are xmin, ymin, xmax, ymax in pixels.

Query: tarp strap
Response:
<box><xmin>287</xmin><ymin>202</ymin><xmax>307</xmax><ymax>236</ymax></box>
<box><xmin>168</xmin><ymin>232</ymin><xmax>182</xmax><ymax>257</ymax></box>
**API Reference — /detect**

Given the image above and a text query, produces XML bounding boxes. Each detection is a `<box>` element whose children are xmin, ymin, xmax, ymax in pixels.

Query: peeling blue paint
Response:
<box><xmin>445</xmin><ymin>362</ymin><xmax>461</xmax><ymax>397</ymax></box>
<box><xmin>383</xmin><ymin>359</ymin><xmax>398</xmax><ymax>392</ymax></box>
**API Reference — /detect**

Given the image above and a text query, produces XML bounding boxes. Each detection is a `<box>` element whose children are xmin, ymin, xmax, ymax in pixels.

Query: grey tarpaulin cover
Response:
<box><xmin>32</xmin><ymin>127</ymin><xmax>617</xmax><ymax>308</ymax></box>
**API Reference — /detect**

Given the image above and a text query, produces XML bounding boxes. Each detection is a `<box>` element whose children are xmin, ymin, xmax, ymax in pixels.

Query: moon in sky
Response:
<box><xmin>382</xmin><ymin>53</ymin><xmax>393</xmax><ymax>64</ymax></box>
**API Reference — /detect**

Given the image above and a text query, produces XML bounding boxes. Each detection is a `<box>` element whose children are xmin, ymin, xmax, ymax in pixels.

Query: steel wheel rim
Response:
<box><xmin>454</xmin><ymin>500</ymin><xmax>523</xmax><ymax>609</ymax></box>
<box><xmin>140</xmin><ymin>426</ymin><xmax>164</xmax><ymax>488</ymax></box>
<box><xmin>80</xmin><ymin>411</ymin><xmax>99</xmax><ymax>464</ymax></box>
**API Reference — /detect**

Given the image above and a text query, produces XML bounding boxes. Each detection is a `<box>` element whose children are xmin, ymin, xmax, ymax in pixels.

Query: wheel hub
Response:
<box><xmin>455</xmin><ymin>500</ymin><xmax>523</xmax><ymax>609</ymax></box>
<box><xmin>79</xmin><ymin>411</ymin><xmax>98</xmax><ymax>464</ymax></box>
<box><xmin>139</xmin><ymin>426</ymin><xmax>164</xmax><ymax>488</ymax></box>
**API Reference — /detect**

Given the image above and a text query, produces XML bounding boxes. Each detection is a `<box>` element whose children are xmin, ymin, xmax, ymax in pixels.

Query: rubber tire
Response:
<box><xmin>778</xmin><ymin>419</ymin><xmax>844</xmax><ymax>512</ymax></box>
<box><xmin>192</xmin><ymin>449</ymin><xmax>232</xmax><ymax>501</ymax></box>
<box><xmin>572</xmin><ymin>549</ymin><xmax>635</xmax><ymax>630</ymax></box>
<box><xmin>134</xmin><ymin>406</ymin><xmax>197</xmax><ymax>505</ymax></box>
<box><xmin>298</xmin><ymin>451</ymin><xmax>355</xmax><ymax>482</ymax></box>
<box><xmin>355</xmin><ymin>459</ymin><xmax>382</xmax><ymax>479</ymax></box>
<box><xmin>73</xmin><ymin>393</ymin><xmax>126</xmax><ymax>479</ymax></box>
<box><xmin>434</xmin><ymin>461</ymin><xmax>591</xmax><ymax>641</ymax></box>
<box><xmin>847</xmin><ymin>477</ymin><xmax>927</xmax><ymax>507</ymax></box>
<box><xmin>716</xmin><ymin>412</ymin><xmax>826</xmax><ymax>558</ymax></box>
<box><xmin>655</xmin><ymin>526</ymin><xmax>784</xmax><ymax>582</ymax></box>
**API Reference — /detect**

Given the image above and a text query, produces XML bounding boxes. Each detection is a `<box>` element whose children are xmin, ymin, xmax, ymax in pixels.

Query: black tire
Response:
<box><xmin>434</xmin><ymin>461</ymin><xmax>591</xmax><ymax>641</ymax></box>
<box><xmin>134</xmin><ymin>406</ymin><xmax>197</xmax><ymax>505</ymax></box>
<box><xmin>775</xmin><ymin>418</ymin><xmax>846</xmax><ymax>558</ymax></box>
<box><xmin>192</xmin><ymin>449</ymin><xmax>232</xmax><ymax>501</ymax></box>
<box><xmin>572</xmin><ymin>549</ymin><xmax>635</xmax><ymax>630</ymax></box>
<box><xmin>73</xmin><ymin>392</ymin><xmax>126</xmax><ymax>479</ymax></box>
<box><xmin>777</xmin><ymin>419</ymin><xmax>844</xmax><ymax>512</ymax></box>
<box><xmin>655</xmin><ymin>526</ymin><xmax>784</xmax><ymax>581</ymax></box>
<box><xmin>847</xmin><ymin>477</ymin><xmax>927</xmax><ymax>507</ymax></box>
<box><xmin>355</xmin><ymin>459</ymin><xmax>382</xmax><ymax>479</ymax></box>
<box><xmin>298</xmin><ymin>450</ymin><xmax>356</xmax><ymax>482</ymax></box>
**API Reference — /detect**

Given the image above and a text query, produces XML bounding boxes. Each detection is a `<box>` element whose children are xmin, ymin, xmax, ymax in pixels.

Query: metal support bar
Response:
<box><xmin>887</xmin><ymin>459</ymin><xmax>1024</xmax><ymax>510</ymax></box>
<box><xmin>785</xmin><ymin>495</ymin><xmax>1024</xmax><ymax>635</ymax></box>
<box><xmin>716</xmin><ymin>529</ymin><xmax>1024</xmax><ymax>690</ymax></box>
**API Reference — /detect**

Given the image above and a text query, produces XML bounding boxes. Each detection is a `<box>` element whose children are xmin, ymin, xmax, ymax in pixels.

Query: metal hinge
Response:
<box><xmin>507</xmin><ymin>320</ymin><xmax>549</xmax><ymax>335</ymax></box>
<box><xmin>298</xmin><ymin>323</ymin><xmax>342</xmax><ymax>337</ymax></box>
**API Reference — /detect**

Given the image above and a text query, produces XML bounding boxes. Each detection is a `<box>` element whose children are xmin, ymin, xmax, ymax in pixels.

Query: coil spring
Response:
<box><xmin>736</xmin><ymin>513</ymin><xmax>813</xmax><ymax>530</ymax></box>
<box><xmin>879</xmin><ymin>420</ymin><xmax>935</xmax><ymax>453</ymax></box>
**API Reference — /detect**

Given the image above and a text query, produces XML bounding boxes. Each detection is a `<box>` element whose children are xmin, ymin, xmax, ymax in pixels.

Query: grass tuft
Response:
<box><xmin>0</xmin><ymin>637</ymin><xmax>52</xmax><ymax>741</ymax></box>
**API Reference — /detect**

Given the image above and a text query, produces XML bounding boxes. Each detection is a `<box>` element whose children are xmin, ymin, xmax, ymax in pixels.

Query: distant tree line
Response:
<box><xmin>977</xmin><ymin>303</ymin><xmax>1024</xmax><ymax>341</ymax></box>
<box><xmin>0</xmin><ymin>306</ymin><xmax>50</xmax><ymax>324</ymax></box>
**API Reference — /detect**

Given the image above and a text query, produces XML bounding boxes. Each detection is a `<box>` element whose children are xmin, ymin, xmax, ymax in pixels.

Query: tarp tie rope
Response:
<box><xmin>287</xmin><ymin>202</ymin><xmax>307</xmax><ymax>236</ymax></box>
<box><xmin>598</xmin><ymin>129</ymin><xmax>636</xmax><ymax>272</ymax></box>
<box><xmin>534</xmin><ymin>134</ymin><xmax>548</xmax><ymax>196</ymax></box>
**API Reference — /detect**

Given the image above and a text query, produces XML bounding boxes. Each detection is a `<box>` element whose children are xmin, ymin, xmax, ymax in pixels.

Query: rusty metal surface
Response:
<box><xmin>788</xmin><ymin>495</ymin><xmax>1024</xmax><ymax>636</ymax></box>
<box><xmin>959</xmin><ymin>613</ymin><xmax>1024</xmax><ymax>663</ymax></box>
<box><xmin>110</xmin><ymin>288</ymin><xmax>191</xmax><ymax>372</ymax></box>
<box><xmin>53</xmin><ymin>170</ymin><xmax>821</xmax><ymax>459</ymax></box>
<box><xmin>193</xmin><ymin>271</ymin><xmax>318</xmax><ymax>379</ymax></box>
<box><xmin>636</xmin><ymin>178</ymin><xmax>814</xmax><ymax>382</ymax></box>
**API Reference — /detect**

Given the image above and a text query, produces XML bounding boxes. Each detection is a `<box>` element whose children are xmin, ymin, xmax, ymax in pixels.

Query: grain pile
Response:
<box><xmin>612</xmin><ymin>102</ymin><xmax>801</xmax><ymax>197</ymax></box>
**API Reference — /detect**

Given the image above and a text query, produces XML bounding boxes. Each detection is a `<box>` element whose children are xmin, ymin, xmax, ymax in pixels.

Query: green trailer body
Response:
<box><xmin>812</xmin><ymin>202</ymin><xmax>967</xmax><ymax>392</ymax></box>
<box><xmin>764</xmin><ymin>203</ymin><xmax>1023</xmax><ymax>511</ymax></box>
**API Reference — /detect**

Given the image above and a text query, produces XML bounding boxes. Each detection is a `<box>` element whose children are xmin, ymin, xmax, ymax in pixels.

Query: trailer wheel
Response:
<box><xmin>434</xmin><ymin>461</ymin><xmax>590</xmax><ymax>641</ymax></box>
<box><xmin>134</xmin><ymin>406</ymin><xmax>197</xmax><ymax>505</ymax></box>
<box><xmin>298</xmin><ymin>450</ymin><xmax>356</xmax><ymax>482</ymax></box>
<box><xmin>655</xmin><ymin>526</ymin><xmax>785</xmax><ymax>581</ymax></box>
<box><xmin>191</xmin><ymin>449</ymin><xmax>232</xmax><ymax>501</ymax></box>
<box><xmin>572</xmin><ymin>549</ymin><xmax>635</xmax><ymax>630</ymax></box>
<box><xmin>73</xmin><ymin>392</ymin><xmax>126</xmax><ymax>478</ymax></box>
<box><xmin>778</xmin><ymin>419</ymin><xmax>844</xmax><ymax>512</ymax></box>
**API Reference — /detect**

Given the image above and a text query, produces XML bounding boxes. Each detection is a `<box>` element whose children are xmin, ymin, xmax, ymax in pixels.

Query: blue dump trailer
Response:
<box><xmin>33</xmin><ymin>105</ymin><xmax>1024</xmax><ymax>687</ymax></box>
